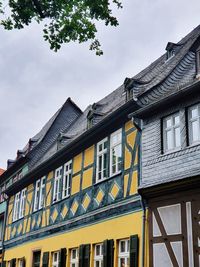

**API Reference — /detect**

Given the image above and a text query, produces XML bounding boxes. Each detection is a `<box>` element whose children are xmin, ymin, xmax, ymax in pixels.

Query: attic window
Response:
<box><xmin>166</xmin><ymin>49</ymin><xmax>175</xmax><ymax>61</ymax></box>
<box><xmin>196</xmin><ymin>49</ymin><xmax>200</xmax><ymax>77</ymax></box>
<box><xmin>87</xmin><ymin>115</ymin><xmax>94</xmax><ymax>129</ymax></box>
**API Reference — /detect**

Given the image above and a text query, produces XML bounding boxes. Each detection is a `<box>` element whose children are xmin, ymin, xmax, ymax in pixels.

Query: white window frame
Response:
<box><xmin>163</xmin><ymin>112</ymin><xmax>181</xmax><ymax>153</ymax></box>
<box><xmin>52</xmin><ymin>251</ymin><xmax>60</xmax><ymax>267</ymax></box>
<box><xmin>118</xmin><ymin>239</ymin><xmax>130</xmax><ymax>267</ymax></box>
<box><xmin>188</xmin><ymin>103</ymin><xmax>200</xmax><ymax>145</ymax></box>
<box><xmin>19</xmin><ymin>188</ymin><xmax>27</xmax><ymax>219</ymax></box>
<box><xmin>94</xmin><ymin>243</ymin><xmax>103</xmax><ymax>267</ymax></box>
<box><xmin>18</xmin><ymin>259</ymin><xmax>24</xmax><ymax>267</ymax></box>
<box><xmin>96</xmin><ymin>137</ymin><xmax>108</xmax><ymax>183</ymax></box>
<box><xmin>70</xmin><ymin>248</ymin><xmax>78</xmax><ymax>267</ymax></box>
<box><xmin>110</xmin><ymin>129</ymin><xmax>122</xmax><ymax>176</ymax></box>
<box><xmin>62</xmin><ymin>160</ymin><xmax>72</xmax><ymax>199</ymax></box>
<box><xmin>34</xmin><ymin>176</ymin><xmax>46</xmax><ymax>211</ymax></box>
<box><xmin>13</xmin><ymin>192</ymin><xmax>20</xmax><ymax>222</ymax></box>
<box><xmin>53</xmin><ymin>166</ymin><xmax>63</xmax><ymax>203</ymax></box>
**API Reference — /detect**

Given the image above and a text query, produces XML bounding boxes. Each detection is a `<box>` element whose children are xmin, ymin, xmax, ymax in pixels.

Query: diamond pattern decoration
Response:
<box><xmin>109</xmin><ymin>182</ymin><xmax>120</xmax><ymax>200</ymax></box>
<box><xmin>82</xmin><ymin>194</ymin><xmax>91</xmax><ymax>211</ymax></box>
<box><xmin>95</xmin><ymin>188</ymin><xmax>104</xmax><ymax>205</ymax></box>
<box><xmin>71</xmin><ymin>200</ymin><xmax>79</xmax><ymax>216</ymax></box>
<box><xmin>51</xmin><ymin>208</ymin><xmax>58</xmax><ymax>223</ymax></box>
<box><xmin>17</xmin><ymin>223</ymin><xmax>22</xmax><ymax>234</ymax></box>
<box><xmin>61</xmin><ymin>205</ymin><xmax>68</xmax><ymax>219</ymax></box>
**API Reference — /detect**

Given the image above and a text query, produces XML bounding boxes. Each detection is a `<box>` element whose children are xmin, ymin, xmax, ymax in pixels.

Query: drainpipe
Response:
<box><xmin>128</xmin><ymin>115</ymin><xmax>146</xmax><ymax>267</ymax></box>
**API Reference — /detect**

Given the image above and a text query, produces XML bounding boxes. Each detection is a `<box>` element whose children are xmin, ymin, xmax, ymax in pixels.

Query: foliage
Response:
<box><xmin>0</xmin><ymin>0</ymin><xmax>122</xmax><ymax>55</ymax></box>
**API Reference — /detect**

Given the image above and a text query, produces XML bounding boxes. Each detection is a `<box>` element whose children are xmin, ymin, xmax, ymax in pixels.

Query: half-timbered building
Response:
<box><xmin>126</xmin><ymin>25</ymin><xmax>200</xmax><ymax>267</ymax></box>
<box><xmin>1</xmin><ymin>88</ymin><xmax>144</xmax><ymax>266</ymax></box>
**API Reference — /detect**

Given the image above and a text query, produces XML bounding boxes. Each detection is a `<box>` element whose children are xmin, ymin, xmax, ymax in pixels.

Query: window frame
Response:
<box><xmin>188</xmin><ymin>103</ymin><xmax>200</xmax><ymax>145</ymax></box>
<box><xmin>62</xmin><ymin>160</ymin><xmax>72</xmax><ymax>199</ymax></box>
<box><xmin>110</xmin><ymin>129</ymin><xmax>122</xmax><ymax>177</ymax></box>
<box><xmin>33</xmin><ymin>176</ymin><xmax>46</xmax><ymax>212</ymax></box>
<box><xmin>52</xmin><ymin>251</ymin><xmax>60</xmax><ymax>267</ymax></box>
<box><xmin>19</xmin><ymin>188</ymin><xmax>27</xmax><ymax>219</ymax></box>
<box><xmin>163</xmin><ymin>112</ymin><xmax>181</xmax><ymax>153</ymax></box>
<box><xmin>13</xmin><ymin>192</ymin><xmax>20</xmax><ymax>222</ymax></box>
<box><xmin>96</xmin><ymin>137</ymin><xmax>108</xmax><ymax>183</ymax></box>
<box><xmin>118</xmin><ymin>239</ymin><xmax>130</xmax><ymax>267</ymax></box>
<box><xmin>53</xmin><ymin>166</ymin><xmax>63</xmax><ymax>203</ymax></box>
<box><xmin>94</xmin><ymin>243</ymin><xmax>103</xmax><ymax>267</ymax></box>
<box><xmin>70</xmin><ymin>248</ymin><xmax>78</xmax><ymax>267</ymax></box>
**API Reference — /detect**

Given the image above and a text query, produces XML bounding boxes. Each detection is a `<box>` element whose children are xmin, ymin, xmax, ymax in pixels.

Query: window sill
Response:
<box><xmin>52</xmin><ymin>195</ymin><xmax>70</xmax><ymax>206</ymax></box>
<box><xmin>95</xmin><ymin>171</ymin><xmax>122</xmax><ymax>186</ymax></box>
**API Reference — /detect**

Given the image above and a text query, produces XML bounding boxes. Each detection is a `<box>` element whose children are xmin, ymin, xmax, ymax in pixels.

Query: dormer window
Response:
<box><xmin>165</xmin><ymin>42</ymin><xmax>178</xmax><ymax>61</ymax></box>
<box><xmin>166</xmin><ymin>49</ymin><xmax>175</xmax><ymax>61</ymax></box>
<box><xmin>196</xmin><ymin>49</ymin><xmax>200</xmax><ymax>77</ymax></box>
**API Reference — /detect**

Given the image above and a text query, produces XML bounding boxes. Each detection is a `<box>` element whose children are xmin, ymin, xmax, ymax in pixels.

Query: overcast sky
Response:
<box><xmin>0</xmin><ymin>0</ymin><xmax>200</xmax><ymax>169</ymax></box>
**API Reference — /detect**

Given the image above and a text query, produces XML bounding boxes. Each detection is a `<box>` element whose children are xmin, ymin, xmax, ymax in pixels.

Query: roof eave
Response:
<box><xmin>130</xmin><ymin>80</ymin><xmax>200</xmax><ymax>119</ymax></box>
<box><xmin>5</xmin><ymin>99</ymin><xmax>139</xmax><ymax>196</ymax></box>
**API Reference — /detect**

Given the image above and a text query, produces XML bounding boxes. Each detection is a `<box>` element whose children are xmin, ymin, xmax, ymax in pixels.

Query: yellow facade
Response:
<box><xmin>3</xmin><ymin>120</ymin><xmax>146</xmax><ymax>266</ymax></box>
<box><xmin>4</xmin><ymin>212</ymin><xmax>143</xmax><ymax>266</ymax></box>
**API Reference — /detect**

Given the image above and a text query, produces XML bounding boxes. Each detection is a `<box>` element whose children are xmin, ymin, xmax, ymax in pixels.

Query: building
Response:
<box><xmin>125</xmin><ymin>25</ymin><xmax>200</xmax><ymax>267</ymax></box>
<box><xmin>0</xmin><ymin>168</ymin><xmax>6</xmax><ymax>266</ymax></box>
<box><xmin>2</xmin><ymin>23</ymin><xmax>200</xmax><ymax>267</ymax></box>
<box><xmin>2</xmin><ymin>90</ymin><xmax>145</xmax><ymax>266</ymax></box>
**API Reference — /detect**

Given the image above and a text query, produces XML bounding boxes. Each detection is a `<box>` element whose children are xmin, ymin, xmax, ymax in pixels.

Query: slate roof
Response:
<box><xmin>4</xmin><ymin>25</ymin><xmax>200</xmax><ymax>183</ymax></box>
<box><xmin>126</xmin><ymin>25</ymin><xmax>200</xmax><ymax>106</ymax></box>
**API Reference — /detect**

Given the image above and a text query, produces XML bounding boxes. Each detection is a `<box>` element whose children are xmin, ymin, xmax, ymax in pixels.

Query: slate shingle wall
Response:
<box><xmin>141</xmin><ymin>93</ymin><xmax>200</xmax><ymax>186</ymax></box>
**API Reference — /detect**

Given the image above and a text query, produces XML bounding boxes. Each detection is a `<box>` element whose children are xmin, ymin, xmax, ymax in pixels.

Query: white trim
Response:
<box><xmin>34</xmin><ymin>176</ymin><xmax>46</xmax><ymax>211</ymax></box>
<box><xmin>188</xmin><ymin>103</ymin><xmax>200</xmax><ymax>145</ymax></box>
<box><xmin>70</xmin><ymin>248</ymin><xmax>78</xmax><ymax>267</ymax></box>
<box><xmin>118</xmin><ymin>239</ymin><xmax>130</xmax><ymax>267</ymax></box>
<box><xmin>110</xmin><ymin>129</ymin><xmax>122</xmax><ymax>177</ymax></box>
<box><xmin>96</xmin><ymin>137</ymin><xmax>108</xmax><ymax>183</ymax></box>
<box><xmin>62</xmin><ymin>160</ymin><xmax>72</xmax><ymax>199</ymax></box>
<box><xmin>94</xmin><ymin>243</ymin><xmax>103</xmax><ymax>267</ymax></box>
<box><xmin>13</xmin><ymin>192</ymin><xmax>20</xmax><ymax>222</ymax></box>
<box><xmin>19</xmin><ymin>188</ymin><xmax>27</xmax><ymax>219</ymax></box>
<box><xmin>52</xmin><ymin>251</ymin><xmax>60</xmax><ymax>267</ymax></box>
<box><xmin>163</xmin><ymin>112</ymin><xmax>181</xmax><ymax>153</ymax></box>
<box><xmin>53</xmin><ymin>166</ymin><xmax>63</xmax><ymax>203</ymax></box>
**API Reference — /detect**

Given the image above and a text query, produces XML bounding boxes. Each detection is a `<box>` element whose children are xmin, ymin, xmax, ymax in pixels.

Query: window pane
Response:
<box><xmin>120</xmin><ymin>258</ymin><xmax>125</xmax><ymax>267</ymax></box>
<box><xmin>174</xmin><ymin>115</ymin><xmax>180</xmax><ymax>125</ymax></box>
<box><xmin>191</xmin><ymin>106</ymin><xmax>198</xmax><ymax>119</ymax></box>
<box><xmin>191</xmin><ymin>120</ymin><xmax>199</xmax><ymax>142</ymax></box>
<box><xmin>166</xmin><ymin>118</ymin><xmax>172</xmax><ymax>128</ymax></box>
<box><xmin>175</xmin><ymin>127</ymin><xmax>181</xmax><ymax>147</ymax></box>
<box><xmin>166</xmin><ymin>130</ymin><xmax>173</xmax><ymax>150</ymax></box>
<box><xmin>120</xmin><ymin>241</ymin><xmax>126</xmax><ymax>252</ymax></box>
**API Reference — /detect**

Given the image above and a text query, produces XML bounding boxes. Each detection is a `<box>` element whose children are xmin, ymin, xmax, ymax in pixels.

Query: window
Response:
<box><xmin>70</xmin><ymin>248</ymin><xmax>78</xmax><ymax>267</ymax></box>
<box><xmin>94</xmin><ymin>243</ymin><xmax>103</xmax><ymax>267</ymax></box>
<box><xmin>0</xmin><ymin>216</ymin><xmax>4</xmax><ymax>240</ymax></box>
<box><xmin>32</xmin><ymin>251</ymin><xmax>41</xmax><ymax>267</ymax></box>
<box><xmin>118</xmin><ymin>239</ymin><xmax>130</xmax><ymax>267</ymax></box>
<box><xmin>163</xmin><ymin>113</ymin><xmax>181</xmax><ymax>152</ymax></box>
<box><xmin>166</xmin><ymin>49</ymin><xmax>175</xmax><ymax>61</ymax></box>
<box><xmin>19</xmin><ymin>188</ymin><xmax>26</xmax><ymax>219</ymax></box>
<box><xmin>13</xmin><ymin>192</ymin><xmax>20</xmax><ymax>221</ymax></box>
<box><xmin>18</xmin><ymin>258</ymin><xmax>25</xmax><ymax>267</ymax></box>
<box><xmin>188</xmin><ymin>103</ymin><xmax>200</xmax><ymax>144</ymax></box>
<box><xmin>34</xmin><ymin>176</ymin><xmax>46</xmax><ymax>211</ymax></box>
<box><xmin>96</xmin><ymin>138</ymin><xmax>108</xmax><ymax>182</ymax></box>
<box><xmin>53</xmin><ymin>166</ymin><xmax>63</xmax><ymax>203</ymax></box>
<box><xmin>13</xmin><ymin>189</ymin><xmax>27</xmax><ymax>222</ymax></box>
<box><xmin>62</xmin><ymin>160</ymin><xmax>72</xmax><ymax>199</ymax></box>
<box><xmin>52</xmin><ymin>251</ymin><xmax>60</xmax><ymax>267</ymax></box>
<box><xmin>110</xmin><ymin>129</ymin><xmax>122</xmax><ymax>176</ymax></box>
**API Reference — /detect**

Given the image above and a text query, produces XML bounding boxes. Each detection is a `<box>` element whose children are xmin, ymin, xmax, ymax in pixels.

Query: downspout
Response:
<box><xmin>129</xmin><ymin>115</ymin><xmax>146</xmax><ymax>267</ymax></box>
<box><xmin>2</xmin><ymin>199</ymin><xmax>8</xmax><ymax>263</ymax></box>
